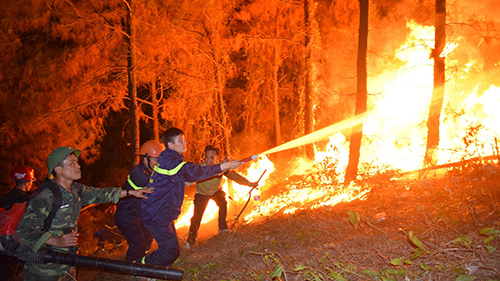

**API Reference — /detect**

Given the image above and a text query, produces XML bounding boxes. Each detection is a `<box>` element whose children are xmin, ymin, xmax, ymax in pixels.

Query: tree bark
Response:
<box><xmin>303</xmin><ymin>0</ymin><xmax>315</xmax><ymax>159</ymax></box>
<box><xmin>217</xmin><ymin>63</ymin><xmax>231</xmax><ymax>156</ymax></box>
<box><xmin>344</xmin><ymin>0</ymin><xmax>368</xmax><ymax>186</ymax></box>
<box><xmin>425</xmin><ymin>0</ymin><xmax>446</xmax><ymax>166</ymax></box>
<box><xmin>126</xmin><ymin>0</ymin><xmax>140</xmax><ymax>167</ymax></box>
<box><xmin>151</xmin><ymin>79</ymin><xmax>159</xmax><ymax>142</ymax></box>
<box><xmin>273</xmin><ymin>41</ymin><xmax>282</xmax><ymax>147</ymax></box>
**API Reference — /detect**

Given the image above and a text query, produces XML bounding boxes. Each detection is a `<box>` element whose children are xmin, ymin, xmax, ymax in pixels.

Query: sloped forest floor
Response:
<box><xmin>77</xmin><ymin>159</ymin><xmax>500</xmax><ymax>281</ymax></box>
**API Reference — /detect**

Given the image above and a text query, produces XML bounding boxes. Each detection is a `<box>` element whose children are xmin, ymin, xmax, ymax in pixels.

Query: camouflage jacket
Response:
<box><xmin>15</xmin><ymin>180</ymin><xmax>121</xmax><ymax>277</ymax></box>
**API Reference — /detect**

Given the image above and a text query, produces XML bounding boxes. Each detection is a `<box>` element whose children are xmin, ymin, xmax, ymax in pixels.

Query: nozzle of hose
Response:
<box><xmin>240</xmin><ymin>155</ymin><xmax>258</xmax><ymax>162</ymax></box>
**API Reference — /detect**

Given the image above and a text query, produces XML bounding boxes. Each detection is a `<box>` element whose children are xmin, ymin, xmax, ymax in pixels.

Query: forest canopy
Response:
<box><xmin>1</xmin><ymin>0</ymin><xmax>499</xmax><ymax>188</ymax></box>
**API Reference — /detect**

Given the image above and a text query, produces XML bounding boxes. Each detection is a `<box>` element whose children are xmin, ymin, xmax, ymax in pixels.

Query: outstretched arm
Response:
<box><xmin>220</xmin><ymin>160</ymin><xmax>243</xmax><ymax>171</ymax></box>
<box><xmin>226</xmin><ymin>171</ymin><xmax>258</xmax><ymax>187</ymax></box>
<box><xmin>120</xmin><ymin>187</ymin><xmax>154</xmax><ymax>199</ymax></box>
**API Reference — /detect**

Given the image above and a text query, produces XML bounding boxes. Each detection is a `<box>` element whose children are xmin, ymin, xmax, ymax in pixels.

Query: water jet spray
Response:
<box><xmin>236</xmin><ymin>113</ymin><xmax>370</xmax><ymax>162</ymax></box>
<box><xmin>260</xmin><ymin>112</ymin><xmax>370</xmax><ymax>156</ymax></box>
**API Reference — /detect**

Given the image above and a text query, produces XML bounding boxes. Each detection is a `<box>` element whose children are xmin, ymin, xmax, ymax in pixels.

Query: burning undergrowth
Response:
<box><xmin>242</xmin><ymin>156</ymin><xmax>371</xmax><ymax>222</ymax></box>
<box><xmin>73</xmin><ymin>14</ymin><xmax>500</xmax><ymax>280</ymax></box>
<box><xmin>77</xmin><ymin>156</ymin><xmax>500</xmax><ymax>281</ymax></box>
<box><xmin>170</xmin><ymin>160</ymin><xmax>500</xmax><ymax>281</ymax></box>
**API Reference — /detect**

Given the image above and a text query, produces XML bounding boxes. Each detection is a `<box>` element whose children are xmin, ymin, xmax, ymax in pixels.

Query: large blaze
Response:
<box><xmin>175</xmin><ymin>20</ymin><xmax>499</xmax><ymax>240</ymax></box>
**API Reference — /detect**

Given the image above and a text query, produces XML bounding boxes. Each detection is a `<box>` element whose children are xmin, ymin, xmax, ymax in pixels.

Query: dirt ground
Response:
<box><xmin>77</xmin><ymin>160</ymin><xmax>500</xmax><ymax>281</ymax></box>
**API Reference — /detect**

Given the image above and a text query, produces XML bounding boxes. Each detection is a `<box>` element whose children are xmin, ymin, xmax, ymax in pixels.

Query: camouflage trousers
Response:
<box><xmin>23</xmin><ymin>266</ymin><xmax>76</xmax><ymax>281</ymax></box>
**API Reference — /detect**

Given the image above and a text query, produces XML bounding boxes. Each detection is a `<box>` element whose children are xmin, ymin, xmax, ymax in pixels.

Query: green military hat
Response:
<box><xmin>47</xmin><ymin>146</ymin><xmax>81</xmax><ymax>178</ymax></box>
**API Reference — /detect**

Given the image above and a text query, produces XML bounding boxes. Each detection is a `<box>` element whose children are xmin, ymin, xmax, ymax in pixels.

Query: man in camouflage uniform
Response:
<box><xmin>15</xmin><ymin>146</ymin><xmax>153</xmax><ymax>281</ymax></box>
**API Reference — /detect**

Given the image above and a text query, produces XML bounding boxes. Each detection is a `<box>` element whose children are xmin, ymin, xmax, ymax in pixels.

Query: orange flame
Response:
<box><xmin>175</xmin><ymin>156</ymin><xmax>275</xmax><ymax>233</ymax></box>
<box><xmin>175</xmin><ymin>20</ymin><xmax>500</xmax><ymax>237</ymax></box>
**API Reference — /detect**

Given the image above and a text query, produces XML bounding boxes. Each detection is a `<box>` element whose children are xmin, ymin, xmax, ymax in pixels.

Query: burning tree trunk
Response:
<box><xmin>303</xmin><ymin>0</ymin><xmax>315</xmax><ymax>159</ymax></box>
<box><xmin>425</xmin><ymin>0</ymin><xmax>446</xmax><ymax>166</ymax></box>
<box><xmin>344</xmin><ymin>0</ymin><xmax>368</xmax><ymax>186</ymax></box>
<box><xmin>125</xmin><ymin>0</ymin><xmax>140</xmax><ymax>167</ymax></box>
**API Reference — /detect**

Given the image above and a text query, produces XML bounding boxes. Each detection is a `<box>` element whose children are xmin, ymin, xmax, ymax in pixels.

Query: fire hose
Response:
<box><xmin>0</xmin><ymin>236</ymin><xmax>183</xmax><ymax>280</ymax></box>
<box><xmin>230</xmin><ymin>169</ymin><xmax>267</xmax><ymax>230</ymax></box>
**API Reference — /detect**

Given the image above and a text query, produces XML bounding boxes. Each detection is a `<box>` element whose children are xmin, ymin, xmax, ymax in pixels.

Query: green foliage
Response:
<box><xmin>293</xmin><ymin>259</ymin><xmax>351</xmax><ymax>281</ymax></box>
<box><xmin>320</xmin><ymin>252</ymin><xmax>328</xmax><ymax>265</ymax></box>
<box><xmin>408</xmin><ymin>230</ymin><xmax>428</xmax><ymax>253</ymax></box>
<box><xmin>348</xmin><ymin>210</ymin><xmax>361</xmax><ymax>230</ymax></box>
<box><xmin>303</xmin><ymin>270</ymin><xmax>326</xmax><ymax>281</ymax></box>
<box><xmin>390</xmin><ymin>258</ymin><xmax>401</xmax><ymax>266</ymax></box>
<box><xmin>455</xmin><ymin>275</ymin><xmax>477</xmax><ymax>281</ymax></box>
<box><xmin>263</xmin><ymin>254</ymin><xmax>284</xmax><ymax>280</ymax></box>
<box><xmin>361</xmin><ymin>268</ymin><xmax>411</xmax><ymax>281</ymax></box>
<box><xmin>451</xmin><ymin>235</ymin><xmax>472</xmax><ymax>249</ymax></box>
<box><xmin>293</xmin><ymin>264</ymin><xmax>307</xmax><ymax>271</ymax></box>
<box><xmin>325</xmin><ymin>268</ymin><xmax>346</xmax><ymax>281</ymax></box>
<box><xmin>269</xmin><ymin>263</ymin><xmax>283</xmax><ymax>279</ymax></box>
<box><xmin>480</xmin><ymin>227</ymin><xmax>500</xmax><ymax>236</ymax></box>
<box><xmin>484</xmin><ymin>245</ymin><xmax>497</xmax><ymax>253</ymax></box>
<box><xmin>480</xmin><ymin>227</ymin><xmax>499</xmax><ymax>253</ymax></box>
<box><xmin>381</xmin><ymin>268</ymin><xmax>406</xmax><ymax>276</ymax></box>
<box><xmin>419</xmin><ymin>264</ymin><xmax>431</xmax><ymax>271</ymax></box>
<box><xmin>390</xmin><ymin>257</ymin><xmax>412</xmax><ymax>266</ymax></box>
<box><xmin>362</xmin><ymin>269</ymin><xmax>382</xmax><ymax>278</ymax></box>
<box><xmin>250</xmin><ymin>272</ymin><xmax>264</xmax><ymax>280</ymax></box>
<box><xmin>187</xmin><ymin>262</ymin><xmax>218</xmax><ymax>278</ymax></box>
<box><xmin>410</xmin><ymin>248</ymin><xmax>425</xmax><ymax>260</ymax></box>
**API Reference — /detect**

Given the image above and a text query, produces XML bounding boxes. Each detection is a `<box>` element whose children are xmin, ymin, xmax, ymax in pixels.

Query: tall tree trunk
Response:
<box><xmin>344</xmin><ymin>0</ymin><xmax>368</xmax><ymax>186</ymax></box>
<box><xmin>273</xmin><ymin>41</ymin><xmax>282</xmax><ymax>146</ymax></box>
<box><xmin>217</xmin><ymin>63</ymin><xmax>231</xmax><ymax>156</ymax></box>
<box><xmin>151</xmin><ymin>79</ymin><xmax>159</xmax><ymax>142</ymax></box>
<box><xmin>303</xmin><ymin>0</ymin><xmax>314</xmax><ymax>159</ymax></box>
<box><xmin>425</xmin><ymin>0</ymin><xmax>446</xmax><ymax>166</ymax></box>
<box><xmin>126</xmin><ymin>0</ymin><xmax>140</xmax><ymax>168</ymax></box>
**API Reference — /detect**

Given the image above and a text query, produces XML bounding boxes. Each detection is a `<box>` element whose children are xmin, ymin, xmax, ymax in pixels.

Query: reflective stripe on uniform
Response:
<box><xmin>153</xmin><ymin>161</ymin><xmax>186</xmax><ymax>176</ymax></box>
<box><xmin>127</xmin><ymin>175</ymin><xmax>146</xmax><ymax>190</ymax></box>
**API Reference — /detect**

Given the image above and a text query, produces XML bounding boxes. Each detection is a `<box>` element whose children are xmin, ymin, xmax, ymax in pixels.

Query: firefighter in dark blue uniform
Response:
<box><xmin>115</xmin><ymin>140</ymin><xmax>164</xmax><ymax>261</ymax></box>
<box><xmin>139</xmin><ymin>127</ymin><xmax>244</xmax><ymax>266</ymax></box>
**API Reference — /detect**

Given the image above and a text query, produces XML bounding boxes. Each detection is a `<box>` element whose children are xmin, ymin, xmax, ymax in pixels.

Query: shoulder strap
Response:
<box><xmin>43</xmin><ymin>183</ymin><xmax>62</xmax><ymax>231</ymax></box>
<box><xmin>27</xmin><ymin>182</ymin><xmax>63</xmax><ymax>232</ymax></box>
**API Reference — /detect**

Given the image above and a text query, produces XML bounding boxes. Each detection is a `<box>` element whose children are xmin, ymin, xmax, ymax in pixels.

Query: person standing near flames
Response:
<box><xmin>0</xmin><ymin>165</ymin><xmax>37</xmax><ymax>281</ymax></box>
<box><xmin>114</xmin><ymin>140</ymin><xmax>164</xmax><ymax>262</ymax></box>
<box><xmin>0</xmin><ymin>165</ymin><xmax>37</xmax><ymax>208</ymax></box>
<box><xmin>186</xmin><ymin>145</ymin><xmax>257</xmax><ymax>248</ymax></box>
<box><xmin>139</xmin><ymin>127</ymin><xmax>244</xmax><ymax>267</ymax></box>
<box><xmin>15</xmin><ymin>147</ymin><xmax>153</xmax><ymax>281</ymax></box>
